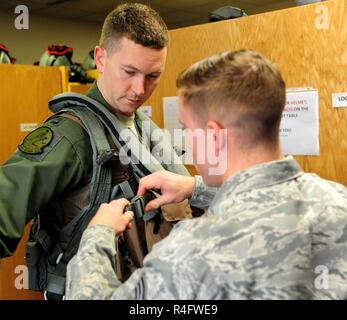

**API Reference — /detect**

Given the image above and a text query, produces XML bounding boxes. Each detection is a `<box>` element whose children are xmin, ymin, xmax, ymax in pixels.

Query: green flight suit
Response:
<box><xmin>0</xmin><ymin>82</ymin><xmax>143</xmax><ymax>257</ymax></box>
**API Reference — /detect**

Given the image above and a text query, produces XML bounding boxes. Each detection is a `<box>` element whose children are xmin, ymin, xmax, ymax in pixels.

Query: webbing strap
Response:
<box><xmin>52</xmin><ymin>106</ymin><xmax>110</xmax><ymax>158</ymax></box>
<box><xmin>43</xmin><ymin>106</ymin><xmax>113</xmax><ymax>299</ymax></box>
<box><xmin>47</xmin><ymin>105</ymin><xmax>113</xmax><ymax>216</ymax></box>
<box><xmin>46</xmin><ymin>274</ymin><xmax>65</xmax><ymax>296</ymax></box>
<box><xmin>49</xmin><ymin>93</ymin><xmax>167</xmax><ymax>178</ymax></box>
<box><xmin>45</xmin><ymin>263</ymin><xmax>66</xmax><ymax>300</ymax></box>
<box><xmin>35</xmin><ymin>228</ymin><xmax>53</xmax><ymax>252</ymax></box>
<box><xmin>119</xmin><ymin>180</ymin><xmax>136</xmax><ymax>199</ymax></box>
<box><xmin>57</xmin><ymin>106</ymin><xmax>113</xmax><ymax>256</ymax></box>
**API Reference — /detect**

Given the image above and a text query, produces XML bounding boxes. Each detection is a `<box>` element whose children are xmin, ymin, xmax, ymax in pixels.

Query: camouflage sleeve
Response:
<box><xmin>66</xmin><ymin>224</ymin><xmax>182</xmax><ymax>300</ymax></box>
<box><xmin>0</xmin><ymin>117</ymin><xmax>92</xmax><ymax>258</ymax></box>
<box><xmin>189</xmin><ymin>175</ymin><xmax>218</xmax><ymax>210</ymax></box>
<box><xmin>65</xmin><ymin>225</ymin><xmax>124</xmax><ymax>300</ymax></box>
<box><xmin>66</xmin><ymin>221</ymin><xmax>215</xmax><ymax>300</ymax></box>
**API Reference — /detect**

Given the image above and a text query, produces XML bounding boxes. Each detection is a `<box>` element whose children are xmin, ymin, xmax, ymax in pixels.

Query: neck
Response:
<box><xmin>96</xmin><ymin>78</ymin><xmax>110</xmax><ymax>106</ymax></box>
<box><xmin>222</xmin><ymin>143</ymin><xmax>285</xmax><ymax>183</ymax></box>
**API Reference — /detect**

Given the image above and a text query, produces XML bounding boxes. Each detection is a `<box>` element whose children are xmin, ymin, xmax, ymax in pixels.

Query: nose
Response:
<box><xmin>132</xmin><ymin>75</ymin><xmax>146</xmax><ymax>97</ymax></box>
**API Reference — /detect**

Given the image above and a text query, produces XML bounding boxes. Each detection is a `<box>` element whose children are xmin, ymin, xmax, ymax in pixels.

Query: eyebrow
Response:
<box><xmin>122</xmin><ymin>64</ymin><xmax>162</xmax><ymax>75</ymax></box>
<box><xmin>122</xmin><ymin>64</ymin><xmax>140</xmax><ymax>72</ymax></box>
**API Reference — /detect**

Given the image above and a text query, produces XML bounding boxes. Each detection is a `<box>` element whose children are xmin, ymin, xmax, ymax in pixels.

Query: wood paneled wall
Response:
<box><xmin>0</xmin><ymin>65</ymin><xmax>61</xmax><ymax>163</ymax></box>
<box><xmin>146</xmin><ymin>0</ymin><xmax>347</xmax><ymax>184</ymax></box>
<box><xmin>0</xmin><ymin>64</ymin><xmax>62</xmax><ymax>299</ymax></box>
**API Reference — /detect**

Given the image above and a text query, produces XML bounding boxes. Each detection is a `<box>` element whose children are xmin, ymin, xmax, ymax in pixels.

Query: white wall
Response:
<box><xmin>0</xmin><ymin>10</ymin><xmax>102</xmax><ymax>65</ymax></box>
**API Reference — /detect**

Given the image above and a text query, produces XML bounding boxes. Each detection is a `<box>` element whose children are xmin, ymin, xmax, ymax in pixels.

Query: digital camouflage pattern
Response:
<box><xmin>66</xmin><ymin>157</ymin><xmax>347</xmax><ymax>299</ymax></box>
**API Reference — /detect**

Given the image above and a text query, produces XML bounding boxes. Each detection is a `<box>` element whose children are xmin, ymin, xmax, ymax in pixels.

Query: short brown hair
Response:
<box><xmin>99</xmin><ymin>3</ymin><xmax>168</xmax><ymax>51</ymax></box>
<box><xmin>177</xmin><ymin>49</ymin><xmax>286</xmax><ymax>147</ymax></box>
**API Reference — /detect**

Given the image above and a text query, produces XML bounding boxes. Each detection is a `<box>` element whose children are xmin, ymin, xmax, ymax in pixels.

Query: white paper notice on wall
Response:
<box><xmin>163</xmin><ymin>96</ymin><xmax>193</xmax><ymax>165</ymax></box>
<box><xmin>20</xmin><ymin>123</ymin><xmax>38</xmax><ymax>132</ymax></box>
<box><xmin>139</xmin><ymin>105</ymin><xmax>152</xmax><ymax>117</ymax></box>
<box><xmin>332</xmin><ymin>92</ymin><xmax>347</xmax><ymax>108</ymax></box>
<box><xmin>280</xmin><ymin>88</ymin><xmax>319</xmax><ymax>156</ymax></box>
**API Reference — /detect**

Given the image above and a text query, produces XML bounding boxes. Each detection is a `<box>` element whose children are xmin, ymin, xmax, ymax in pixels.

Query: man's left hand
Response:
<box><xmin>88</xmin><ymin>199</ymin><xmax>134</xmax><ymax>235</ymax></box>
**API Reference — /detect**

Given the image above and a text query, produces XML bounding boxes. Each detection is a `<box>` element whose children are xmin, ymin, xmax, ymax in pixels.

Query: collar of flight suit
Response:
<box><xmin>86</xmin><ymin>81</ymin><xmax>144</xmax><ymax>144</ymax></box>
<box><xmin>208</xmin><ymin>156</ymin><xmax>304</xmax><ymax>214</ymax></box>
<box><xmin>86</xmin><ymin>81</ymin><xmax>113</xmax><ymax>113</ymax></box>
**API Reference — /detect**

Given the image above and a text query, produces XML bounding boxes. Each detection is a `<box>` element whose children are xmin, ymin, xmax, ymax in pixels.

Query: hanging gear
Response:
<box><xmin>83</xmin><ymin>49</ymin><xmax>96</xmax><ymax>71</ymax></box>
<box><xmin>69</xmin><ymin>63</ymin><xmax>94</xmax><ymax>83</ymax></box>
<box><xmin>0</xmin><ymin>43</ymin><xmax>16</xmax><ymax>64</ymax></box>
<box><xmin>25</xmin><ymin>93</ymin><xmax>193</xmax><ymax>299</ymax></box>
<box><xmin>39</xmin><ymin>45</ymin><xmax>73</xmax><ymax>67</ymax></box>
<box><xmin>209</xmin><ymin>6</ymin><xmax>247</xmax><ymax>22</ymax></box>
<box><xmin>39</xmin><ymin>45</ymin><xmax>94</xmax><ymax>83</ymax></box>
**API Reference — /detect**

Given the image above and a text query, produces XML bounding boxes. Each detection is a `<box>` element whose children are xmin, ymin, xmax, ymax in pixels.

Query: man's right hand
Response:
<box><xmin>137</xmin><ymin>171</ymin><xmax>195</xmax><ymax>211</ymax></box>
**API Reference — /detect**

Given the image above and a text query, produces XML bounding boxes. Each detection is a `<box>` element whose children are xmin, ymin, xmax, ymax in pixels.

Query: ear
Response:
<box><xmin>206</xmin><ymin>120</ymin><xmax>227</xmax><ymax>156</ymax></box>
<box><xmin>94</xmin><ymin>46</ymin><xmax>106</xmax><ymax>74</ymax></box>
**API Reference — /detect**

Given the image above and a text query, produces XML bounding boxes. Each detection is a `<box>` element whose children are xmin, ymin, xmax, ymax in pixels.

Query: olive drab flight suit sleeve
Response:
<box><xmin>0</xmin><ymin>116</ymin><xmax>92</xmax><ymax>258</ymax></box>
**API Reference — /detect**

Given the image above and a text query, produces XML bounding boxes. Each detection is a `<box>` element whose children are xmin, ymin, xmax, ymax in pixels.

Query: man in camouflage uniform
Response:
<box><xmin>66</xmin><ymin>49</ymin><xmax>347</xmax><ymax>299</ymax></box>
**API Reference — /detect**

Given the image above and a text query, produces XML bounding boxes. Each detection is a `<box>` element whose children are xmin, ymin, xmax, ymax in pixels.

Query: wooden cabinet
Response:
<box><xmin>60</xmin><ymin>66</ymin><xmax>93</xmax><ymax>94</ymax></box>
<box><xmin>0</xmin><ymin>64</ymin><xmax>62</xmax><ymax>299</ymax></box>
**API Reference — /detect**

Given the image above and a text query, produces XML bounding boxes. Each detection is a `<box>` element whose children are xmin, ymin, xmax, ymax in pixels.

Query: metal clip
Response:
<box><xmin>96</xmin><ymin>149</ymin><xmax>118</xmax><ymax>165</ymax></box>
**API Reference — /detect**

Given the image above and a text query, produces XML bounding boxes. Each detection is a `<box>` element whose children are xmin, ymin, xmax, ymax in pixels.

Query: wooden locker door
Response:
<box><xmin>0</xmin><ymin>64</ymin><xmax>62</xmax><ymax>299</ymax></box>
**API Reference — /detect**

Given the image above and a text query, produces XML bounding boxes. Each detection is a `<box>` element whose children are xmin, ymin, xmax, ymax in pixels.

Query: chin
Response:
<box><xmin>120</xmin><ymin>110</ymin><xmax>135</xmax><ymax>116</ymax></box>
<box><xmin>115</xmin><ymin>104</ymin><xmax>138</xmax><ymax>116</ymax></box>
<box><xmin>125</xmin><ymin>102</ymin><xmax>142</xmax><ymax>113</ymax></box>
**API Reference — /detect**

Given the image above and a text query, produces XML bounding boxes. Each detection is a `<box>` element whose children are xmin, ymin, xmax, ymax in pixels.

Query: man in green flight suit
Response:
<box><xmin>0</xmin><ymin>3</ymin><xmax>190</xmax><ymax>298</ymax></box>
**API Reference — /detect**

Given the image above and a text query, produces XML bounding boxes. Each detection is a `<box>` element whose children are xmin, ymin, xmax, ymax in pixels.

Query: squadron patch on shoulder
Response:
<box><xmin>18</xmin><ymin>126</ymin><xmax>54</xmax><ymax>155</ymax></box>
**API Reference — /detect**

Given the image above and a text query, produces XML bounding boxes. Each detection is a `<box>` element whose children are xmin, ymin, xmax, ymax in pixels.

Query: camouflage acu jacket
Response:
<box><xmin>65</xmin><ymin>156</ymin><xmax>347</xmax><ymax>299</ymax></box>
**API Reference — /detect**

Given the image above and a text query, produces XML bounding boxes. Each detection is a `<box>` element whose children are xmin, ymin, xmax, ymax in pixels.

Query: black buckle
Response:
<box><xmin>125</xmin><ymin>192</ymin><xmax>157</xmax><ymax>220</ymax></box>
<box><xmin>125</xmin><ymin>195</ymin><xmax>146</xmax><ymax>220</ymax></box>
<box><xmin>96</xmin><ymin>149</ymin><xmax>118</xmax><ymax>165</ymax></box>
<box><xmin>44</xmin><ymin>290</ymin><xmax>65</xmax><ymax>300</ymax></box>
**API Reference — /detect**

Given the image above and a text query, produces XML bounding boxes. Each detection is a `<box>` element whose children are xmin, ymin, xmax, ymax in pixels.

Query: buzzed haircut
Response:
<box><xmin>99</xmin><ymin>3</ymin><xmax>169</xmax><ymax>52</ymax></box>
<box><xmin>177</xmin><ymin>49</ymin><xmax>286</xmax><ymax>148</ymax></box>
